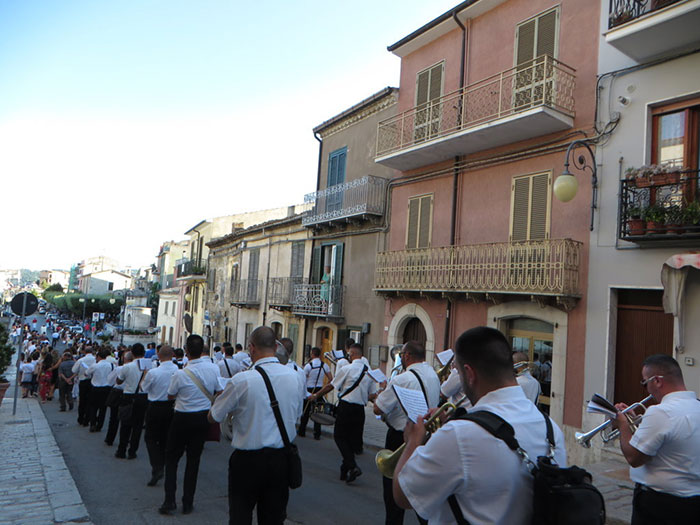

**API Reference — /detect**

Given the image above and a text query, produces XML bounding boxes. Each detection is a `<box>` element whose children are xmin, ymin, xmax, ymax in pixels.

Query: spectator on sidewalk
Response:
<box><xmin>20</xmin><ymin>356</ymin><xmax>35</xmax><ymax>398</ymax></box>
<box><xmin>57</xmin><ymin>351</ymin><xmax>76</xmax><ymax>411</ymax></box>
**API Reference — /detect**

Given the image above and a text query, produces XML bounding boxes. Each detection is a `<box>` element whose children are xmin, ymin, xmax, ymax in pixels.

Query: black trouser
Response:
<box><xmin>88</xmin><ymin>385</ymin><xmax>110</xmax><ymax>430</ymax></box>
<box><xmin>298</xmin><ymin>386</ymin><xmax>323</xmax><ymax>438</ymax></box>
<box><xmin>632</xmin><ymin>483</ymin><xmax>700</xmax><ymax>525</ymax></box>
<box><xmin>77</xmin><ymin>379</ymin><xmax>92</xmax><ymax>424</ymax></box>
<box><xmin>333</xmin><ymin>400</ymin><xmax>365</xmax><ymax>473</ymax></box>
<box><xmin>58</xmin><ymin>380</ymin><xmax>74</xmax><ymax>410</ymax></box>
<box><xmin>228</xmin><ymin>448</ymin><xmax>288</xmax><ymax>525</ymax></box>
<box><xmin>382</xmin><ymin>427</ymin><xmax>428</xmax><ymax>525</ymax></box>
<box><xmin>163</xmin><ymin>410</ymin><xmax>209</xmax><ymax>507</ymax></box>
<box><xmin>118</xmin><ymin>393</ymin><xmax>148</xmax><ymax>456</ymax></box>
<box><xmin>145</xmin><ymin>400</ymin><xmax>174</xmax><ymax>477</ymax></box>
<box><xmin>105</xmin><ymin>388</ymin><xmax>122</xmax><ymax>445</ymax></box>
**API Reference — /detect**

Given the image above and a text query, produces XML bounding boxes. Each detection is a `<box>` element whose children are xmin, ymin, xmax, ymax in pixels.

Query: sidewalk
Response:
<box><xmin>0</xmin><ymin>342</ymin><xmax>90</xmax><ymax>524</ymax></box>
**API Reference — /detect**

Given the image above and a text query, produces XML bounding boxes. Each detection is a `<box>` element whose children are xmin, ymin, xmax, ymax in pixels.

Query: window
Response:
<box><xmin>510</xmin><ymin>172</ymin><xmax>551</xmax><ymax>241</ymax></box>
<box><xmin>164</xmin><ymin>301</ymin><xmax>168</xmax><ymax>316</ymax></box>
<box><xmin>290</xmin><ymin>241</ymin><xmax>305</xmax><ymax>279</ymax></box>
<box><xmin>406</xmin><ymin>194</ymin><xmax>433</xmax><ymax>249</ymax></box>
<box><xmin>193</xmin><ymin>285</ymin><xmax>199</xmax><ymax>313</ymax></box>
<box><xmin>311</xmin><ymin>242</ymin><xmax>344</xmax><ymax>284</ymax></box>
<box><xmin>247</xmin><ymin>249</ymin><xmax>260</xmax><ymax>302</ymax></box>
<box><xmin>108</xmin><ymin>282</ymin><xmax>114</xmax><ymax>291</ymax></box>
<box><xmin>651</xmin><ymin>99</ymin><xmax>700</xmax><ymax>170</ymax></box>
<box><xmin>415</xmin><ymin>62</ymin><xmax>444</xmax><ymax>142</ymax></box>
<box><xmin>327</xmin><ymin>148</ymin><xmax>347</xmax><ymax>212</ymax></box>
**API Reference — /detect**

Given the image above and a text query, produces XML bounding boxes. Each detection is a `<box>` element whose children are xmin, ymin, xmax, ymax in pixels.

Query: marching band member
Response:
<box><xmin>219</xmin><ymin>344</ymin><xmax>242</xmax><ymax>379</ymax></box>
<box><xmin>393</xmin><ymin>327</ymin><xmax>566</xmax><ymax>524</ymax></box>
<box><xmin>85</xmin><ymin>348</ymin><xmax>115</xmax><ymax>432</ymax></box>
<box><xmin>513</xmin><ymin>351</ymin><xmax>541</xmax><ymax>405</ymax></box>
<box><xmin>72</xmin><ymin>345</ymin><xmax>95</xmax><ymax>426</ymax></box>
<box><xmin>310</xmin><ymin>344</ymin><xmax>378</xmax><ymax>484</ymax></box>
<box><xmin>374</xmin><ymin>341</ymin><xmax>439</xmax><ymax>525</ymax></box>
<box><xmin>115</xmin><ymin>343</ymin><xmax>153</xmax><ymax>459</ymax></box>
<box><xmin>298</xmin><ymin>347</ymin><xmax>332</xmax><ymax>440</ymax></box>
<box><xmin>279</xmin><ymin>337</ymin><xmax>306</xmax><ymax>385</ymax></box>
<box><xmin>209</xmin><ymin>326</ymin><xmax>305</xmax><ymax>525</ymax></box>
<box><xmin>612</xmin><ymin>354</ymin><xmax>700</xmax><ymax>525</ymax></box>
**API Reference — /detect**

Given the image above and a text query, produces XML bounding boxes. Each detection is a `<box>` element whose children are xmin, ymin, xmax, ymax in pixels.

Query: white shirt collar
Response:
<box><xmin>254</xmin><ymin>356</ymin><xmax>280</xmax><ymax>367</ymax></box>
<box><xmin>474</xmin><ymin>385</ymin><xmax>527</xmax><ymax>407</ymax></box>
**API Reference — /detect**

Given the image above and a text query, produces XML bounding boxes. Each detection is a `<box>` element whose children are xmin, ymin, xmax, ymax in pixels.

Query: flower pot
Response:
<box><xmin>627</xmin><ymin>218</ymin><xmax>646</xmax><ymax>236</ymax></box>
<box><xmin>666</xmin><ymin>224</ymin><xmax>685</xmax><ymax>235</ymax></box>
<box><xmin>653</xmin><ymin>0</ymin><xmax>678</xmax><ymax>10</ymax></box>
<box><xmin>635</xmin><ymin>177</ymin><xmax>651</xmax><ymax>188</ymax></box>
<box><xmin>666</xmin><ymin>172</ymin><xmax>681</xmax><ymax>184</ymax></box>
<box><xmin>0</xmin><ymin>382</ymin><xmax>10</xmax><ymax>406</ymax></box>
<box><xmin>651</xmin><ymin>174</ymin><xmax>667</xmax><ymax>185</ymax></box>
<box><xmin>647</xmin><ymin>221</ymin><xmax>664</xmax><ymax>234</ymax></box>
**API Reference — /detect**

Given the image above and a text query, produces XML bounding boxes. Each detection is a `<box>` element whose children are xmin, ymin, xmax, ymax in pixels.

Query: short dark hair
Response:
<box><xmin>174</xmin><ymin>348</ymin><xmax>184</xmax><ymax>359</ymax></box>
<box><xmin>224</xmin><ymin>345</ymin><xmax>234</xmax><ymax>356</ymax></box>
<box><xmin>235</xmin><ymin>344</ymin><xmax>243</xmax><ymax>351</ymax></box>
<box><xmin>643</xmin><ymin>354</ymin><xmax>683</xmax><ymax>381</ymax></box>
<box><xmin>454</xmin><ymin>326</ymin><xmax>514</xmax><ymax>383</ymax></box>
<box><xmin>310</xmin><ymin>346</ymin><xmax>321</xmax><ymax>357</ymax></box>
<box><xmin>186</xmin><ymin>335</ymin><xmax>204</xmax><ymax>358</ymax></box>
<box><xmin>98</xmin><ymin>348</ymin><xmax>110</xmax><ymax>359</ymax></box>
<box><xmin>344</xmin><ymin>337</ymin><xmax>355</xmax><ymax>349</ymax></box>
<box><xmin>349</xmin><ymin>343</ymin><xmax>363</xmax><ymax>355</ymax></box>
<box><xmin>250</xmin><ymin>326</ymin><xmax>276</xmax><ymax>351</ymax></box>
<box><xmin>403</xmin><ymin>340</ymin><xmax>426</xmax><ymax>361</ymax></box>
<box><xmin>131</xmin><ymin>343</ymin><xmax>145</xmax><ymax>358</ymax></box>
<box><xmin>222</xmin><ymin>341</ymin><xmax>231</xmax><ymax>348</ymax></box>
<box><xmin>279</xmin><ymin>337</ymin><xmax>293</xmax><ymax>355</ymax></box>
<box><xmin>214</xmin><ymin>346</ymin><xmax>221</xmax><ymax>353</ymax></box>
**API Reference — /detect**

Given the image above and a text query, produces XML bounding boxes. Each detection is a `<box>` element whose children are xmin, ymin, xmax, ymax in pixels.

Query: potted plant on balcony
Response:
<box><xmin>609</xmin><ymin>7</ymin><xmax>634</xmax><ymax>28</ymax></box>
<box><xmin>627</xmin><ymin>205</ymin><xmax>646</xmax><ymax>236</ymax></box>
<box><xmin>643</xmin><ymin>204</ymin><xmax>666</xmax><ymax>234</ymax></box>
<box><xmin>664</xmin><ymin>205</ymin><xmax>684</xmax><ymax>235</ymax></box>
<box><xmin>683</xmin><ymin>201</ymin><xmax>700</xmax><ymax>230</ymax></box>
<box><xmin>626</xmin><ymin>166</ymin><xmax>652</xmax><ymax>188</ymax></box>
<box><xmin>653</xmin><ymin>0</ymin><xmax>679</xmax><ymax>10</ymax></box>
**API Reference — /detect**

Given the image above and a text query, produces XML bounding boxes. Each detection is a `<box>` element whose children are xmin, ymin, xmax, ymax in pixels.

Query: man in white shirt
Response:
<box><xmin>280</xmin><ymin>337</ymin><xmax>306</xmax><ymax>385</ymax></box>
<box><xmin>613</xmin><ymin>354</ymin><xmax>700</xmax><ymax>524</ymax></box>
<box><xmin>213</xmin><ymin>345</ymin><xmax>224</xmax><ymax>362</ymax></box>
<box><xmin>232</xmin><ymin>343</ymin><xmax>251</xmax><ymax>369</ymax></box>
<box><xmin>218</xmin><ymin>345</ymin><xmax>241</xmax><ymax>379</ymax></box>
<box><xmin>374</xmin><ymin>341</ymin><xmax>440</xmax><ymax>525</ymax></box>
<box><xmin>160</xmin><ymin>335</ymin><xmax>222</xmax><ymax>516</ymax></box>
<box><xmin>393</xmin><ymin>326</ymin><xmax>567</xmax><ymax>524</ymax></box>
<box><xmin>141</xmin><ymin>346</ymin><xmax>178</xmax><ymax>487</ymax></box>
<box><xmin>513</xmin><ymin>352</ymin><xmax>541</xmax><ymax>405</ymax></box>
<box><xmin>72</xmin><ymin>347</ymin><xmax>96</xmax><ymax>426</ymax></box>
<box><xmin>299</xmin><ymin>347</ymin><xmax>332</xmax><ymax>440</ymax></box>
<box><xmin>310</xmin><ymin>344</ymin><xmax>378</xmax><ymax>484</ymax></box>
<box><xmin>115</xmin><ymin>343</ymin><xmax>154</xmax><ymax>459</ymax></box>
<box><xmin>86</xmin><ymin>348</ymin><xmax>116</xmax><ymax>432</ymax></box>
<box><xmin>105</xmin><ymin>352</ymin><xmax>132</xmax><ymax>447</ymax></box>
<box><xmin>210</xmin><ymin>326</ymin><xmax>305</xmax><ymax>525</ymax></box>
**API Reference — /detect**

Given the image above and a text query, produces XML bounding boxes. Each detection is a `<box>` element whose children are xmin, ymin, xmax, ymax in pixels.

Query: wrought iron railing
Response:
<box><xmin>376</xmin><ymin>55</ymin><xmax>576</xmax><ymax>158</ymax></box>
<box><xmin>230</xmin><ymin>279</ymin><xmax>262</xmax><ymax>306</ymax></box>
<box><xmin>619</xmin><ymin>170</ymin><xmax>700</xmax><ymax>239</ymax></box>
<box><xmin>268</xmin><ymin>277</ymin><xmax>307</xmax><ymax>307</ymax></box>
<box><xmin>608</xmin><ymin>0</ymin><xmax>682</xmax><ymax>29</ymax></box>
<box><xmin>176</xmin><ymin>260</ymin><xmax>206</xmax><ymax>278</ymax></box>
<box><xmin>375</xmin><ymin>239</ymin><xmax>581</xmax><ymax>297</ymax></box>
<box><xmin>303</xmin><ymin>175</ymin><xmax>388</xmax><ymax>227</ymax></box>
<box><xmin>292</xmin><ymin>283</ymin><xmax>345</xmax><ymax>317</ymax></box>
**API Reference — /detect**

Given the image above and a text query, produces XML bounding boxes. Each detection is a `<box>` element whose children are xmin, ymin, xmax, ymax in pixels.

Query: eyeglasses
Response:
<box><xmin>640</xmin><ymin>375</ymin><xmax>663</xmax><ymax>386</ymax></box>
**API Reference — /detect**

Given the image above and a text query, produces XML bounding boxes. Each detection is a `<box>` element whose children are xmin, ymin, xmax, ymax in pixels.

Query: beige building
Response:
<box><xmin>78</xmin><ymin>269</ymin><xmax>133</xmax><ymax>295</ymax></box>
<box><xmin>39</xmin><ymin>270</ymin><xmax>70</xmax><ymax>289</ymax></box>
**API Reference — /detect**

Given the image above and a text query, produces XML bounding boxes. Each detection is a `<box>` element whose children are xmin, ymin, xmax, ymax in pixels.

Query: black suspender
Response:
<box><xmin>409</xmin><ymin>369</ymin><xmax>429</xmax><ymax>405</ymax></box>
<box><xmin>339</xmin><ymin>365</ymin><xmax>367</xmax><ymax>399</ymax></box>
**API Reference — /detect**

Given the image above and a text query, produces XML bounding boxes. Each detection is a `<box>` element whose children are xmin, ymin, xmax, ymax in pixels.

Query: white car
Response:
<box><xmin>71</xmin><ymin>326</ymin><xmax>84</xmax><ymax>334</ymax></box>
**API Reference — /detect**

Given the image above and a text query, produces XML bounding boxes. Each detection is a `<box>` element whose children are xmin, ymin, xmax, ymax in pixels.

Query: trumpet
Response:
<box><xmin>575</xmin><ymin>395</ymin><xmax>653</xmax><ymax>448</ymax></box>
<box><xmin>323</xmin><ymin>351</ymin><xmax>338</xmax><ymax>365</ymax></box>
<box><xmin>436</xmin><ymin>355</ymin><xmax>453</xmax><ymax>382</ymax></box>
<box><xmin>375</xmin><ymin>402</ymin><xmax>459</xmax><ymax>479</ymax></box>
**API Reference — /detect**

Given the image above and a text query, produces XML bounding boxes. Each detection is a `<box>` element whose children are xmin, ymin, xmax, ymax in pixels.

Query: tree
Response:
<box><xmin>0</xmin><ymin>323</ymin><xmax>14</xmax><ymax>382</ymax></box>
<box><xmin>46</xmin><ymin>283</ymin><xmax>64</xmax><ymax>293</ymax></box>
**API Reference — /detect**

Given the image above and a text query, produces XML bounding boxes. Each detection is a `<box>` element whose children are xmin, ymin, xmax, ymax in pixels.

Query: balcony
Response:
<box><xmin>375</xmin><ymin>56</ymin><xmax>575</xmax><ymax>171</ymax></box>
<box><xmin>375</xmin><ymin>239</ymin><xmax>582</xmax><ymax>308</ymax></box>
<box><xmin>175</xmin><ymin>260</ymin><xmax>206</xmax><ymax>282</ymax></box>
<box><xmin>303</xmin><ymin>175</ymin><xmax>388</xmax><ymax>228</ymax></box>
<box><xmin>606</xmin><ymin>0</ymin><xmax>700</xmax><ymax>61</ymax></box>
<box><xmin>230</xmin><ymin>279</ymin><xmax>262</xmax><ymax>308</ymax></box>
<box><xmin>619</xmin><ymin>169</ymin><xmax>700</xmax><ymax>247</ymax></box>
<box><xmin>268</xmin><ymin>277</ymin><xmax>307</xmax><ymax>309</ymax></box>
<box><xmin>292</xmin><ymin>283</ymin><xmax>345</xmax><ymax>318</ymax></box>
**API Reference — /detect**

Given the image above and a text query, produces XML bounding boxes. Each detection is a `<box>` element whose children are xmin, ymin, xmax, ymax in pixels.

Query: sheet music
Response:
<box><xmin>368</xmin><ymin>368</ymin><xmax>387</xmax><ymax>383</ymax></box>
<box><xmin>332</xmin><ymin>350</ymin><xmax>345</xmax><ymax>360</ymax></box>
<box><xmin>393</xmin><ymin>384</ymin><xmax>429</xmax><ymax>423</ymax></box>
<box><xmin>586</xmin><ymin>393</ymin><xmax>618</xmax><ymax>418</ymax></box>
<box><xmin>436</xmin><ymin>349</ymin><xmax>454</xmax><ymax>366</ymax></box>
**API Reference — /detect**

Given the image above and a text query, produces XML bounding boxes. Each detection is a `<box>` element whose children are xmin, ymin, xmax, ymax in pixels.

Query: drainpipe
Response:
<box><xmin>444</xmin><ymin>10</ymin><xmax>467</xmax><ymax>351</ymax></box>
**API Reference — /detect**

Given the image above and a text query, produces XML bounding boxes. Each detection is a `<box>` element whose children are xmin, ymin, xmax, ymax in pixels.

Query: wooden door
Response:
<box><xmin>402</xmin><ymin>317</ymin><xmax>427</xmax><ymax>346</ymax></box>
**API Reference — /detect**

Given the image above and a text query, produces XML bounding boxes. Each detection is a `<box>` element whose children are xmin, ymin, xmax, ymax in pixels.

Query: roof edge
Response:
<box><xmin>313</xmin><ymin>86</ymin><xmax>398</xmax><ymax>134</ymax></box>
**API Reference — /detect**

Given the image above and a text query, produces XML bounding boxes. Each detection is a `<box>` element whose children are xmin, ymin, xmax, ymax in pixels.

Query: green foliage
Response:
<box><xmin>46</xmin><ymin>283</ymin><xmax>64</xmax><ymax>293</ymax></box>
<box><xmin>643</xmin><ymin>205</ymin><xmax>666</xmax><ymax>223</ymax></box>
<box><xmin>0</xmin><ymin>323</ymin><xmax>14</xmax><ymax>382</ymax></box>
<box><xmin>683</xmin><ymin>201</ymin><xmax>700</xmax><ymax>225</ymax></box>
<box><xmin>43</xmin><ymin>291</ymin><xmax>123</xmax><ymax>315</ymax></box>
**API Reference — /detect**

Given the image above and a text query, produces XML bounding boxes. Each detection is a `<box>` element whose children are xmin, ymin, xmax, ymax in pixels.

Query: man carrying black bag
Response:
<box><xmin>210</xmin><ymin>326</ymin><xmax>305</xmax><ymax>525</ymax></box>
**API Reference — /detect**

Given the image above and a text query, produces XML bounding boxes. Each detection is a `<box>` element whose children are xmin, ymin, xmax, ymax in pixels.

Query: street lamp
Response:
<box><xmin>552</xmin><ymin>139</ymin><xmax>599</xmax><ymax>231</ymax></box>
<box><xmin>79</xmin><ymin>298</ymin><xmax>86</xmax><ymax>323</ymax></box>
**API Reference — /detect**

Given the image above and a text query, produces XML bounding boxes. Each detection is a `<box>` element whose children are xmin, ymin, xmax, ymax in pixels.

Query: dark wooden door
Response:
<box><xmin>615</xmin><ymin>304</ymin><xmax>673</xmax><ymax>404</ymax></box>
<box><xmin>402</xmin><ymin>317</ymin><xmax>427</xmax><ymax>346</ymax></box>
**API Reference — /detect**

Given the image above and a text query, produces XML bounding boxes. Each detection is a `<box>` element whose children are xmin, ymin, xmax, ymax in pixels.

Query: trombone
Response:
<box><xmin>323</xmin><ymin>351</ymin><xmax>338</xmax><ymax>365</ymax></box>
<box><xmin>575</xmin><ymin>395</ymin><xmax>653</xmax><ymax>448</ymax></box>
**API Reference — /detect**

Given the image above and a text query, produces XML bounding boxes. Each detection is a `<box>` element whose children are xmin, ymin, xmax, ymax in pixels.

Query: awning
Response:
<box><xmin>661</xmin><ymin>252</ymin><xmax>700</xmax><ymax>353</ymax></box>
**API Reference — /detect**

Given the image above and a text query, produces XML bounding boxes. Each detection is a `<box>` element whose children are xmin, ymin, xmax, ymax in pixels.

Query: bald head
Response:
<box><xmin>123</xmin><ymin>351</ymin><xmax>134</xmax><ymax>364</ymax></box>
<box><xmin>512</xmin><ymin>352</ymin><xmax>528</xmax><ymax>364</ymax></box>
<box><xmin>158</xmin><ymin>345</ymin><xmax>174</xmax><ymax>361</ymax></box>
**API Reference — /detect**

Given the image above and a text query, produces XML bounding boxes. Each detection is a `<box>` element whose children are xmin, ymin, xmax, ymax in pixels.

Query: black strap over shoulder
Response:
<box><xmin>409</xmin><ymin>369</ymin><xmax>429</xmax><ymax>405</ymax></box>
<box><xmin>541</xmin><ymin>409</ymin><xmax>554</xmax><ymax>452</ymax></box>
<box><xmin>452</xmin><ymin>410</ymin><xmax>521</xmax><ymax>451</ymax></box>
<box><xmin>223</xmin><ymin>359</ymin><xmax>232</xmax><ymax>378</ymax></box>
<box><xmin>256</xmin><ymin>366</ymin><xmax>291</xmax><ymax>448</ymax></box>
<box><xmin>339</xmin><ymin>365</ymin><xmax>367</xmax><ymax>399</ymax></box>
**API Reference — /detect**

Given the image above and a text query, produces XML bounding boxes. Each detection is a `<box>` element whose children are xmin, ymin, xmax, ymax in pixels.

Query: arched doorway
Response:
<box><xmin>402</xmin><ymin>317</ymin><xmax>427</xmax><ymax>346</ymax></box>
<box><xmin>271</xmin><ymin>321</ymin><xmax>283</xmax><ymax>340</ymax></box>
<box><xmin>316</xmin><ymin>326</ymin><xmax>333</xmax><ymax>355</ymax></box>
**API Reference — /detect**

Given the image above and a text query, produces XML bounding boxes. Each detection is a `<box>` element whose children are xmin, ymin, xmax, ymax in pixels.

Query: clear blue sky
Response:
<box><xmin>0</xmin><ymin>0</ymin><xmax>460</xmax><ymax>270</ymax></box>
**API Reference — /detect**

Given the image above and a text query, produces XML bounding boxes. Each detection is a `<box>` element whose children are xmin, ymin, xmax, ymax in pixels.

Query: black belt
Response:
<box><xmin>149</xmin><ymin>400</ymin><xmax>174</xmax><ymax>406</ymax></box>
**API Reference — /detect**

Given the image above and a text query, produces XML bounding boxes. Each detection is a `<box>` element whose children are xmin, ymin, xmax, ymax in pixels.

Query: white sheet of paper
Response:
<box><xmin>368</xmin><ymin>368</ymin><xmax>387</xmax><ymax>383</ymax></box>
<box><xmin>332</xmin><ymin>350</ymin><xmax>345</xmax><ymax>360</ymax></box>
<box><xmin>436</xmin><ymin>349</ymin><xmax>454</xmax><ymax>366</ymax></box>
<box><xmin>392</xmin><ymin>384</ymin><xmax>429</xmax><ymax>424</ymax></box>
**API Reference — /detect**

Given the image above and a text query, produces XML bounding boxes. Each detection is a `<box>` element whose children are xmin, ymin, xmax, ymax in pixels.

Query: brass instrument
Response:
<box><xmin>514</xmin><ymin>361</ymin><xmax>531</xmax><ymax>377</ymax></box>
<box><xmin>388</xmin><ymin>345</ymin><xmax>404</xmax><ymax>380</ymax></box>
<box><xmin>323</xmin><ymin>351</ymin><xmax>338</xmax><ymax>365</ymax></box>
<box><xmin>375</xmin><ymin>402</ymin><xmax>459</xmax><ymax>479</ymax></box>
<box><xmin>575</xmin><ymin>395</ymin><xmax>654</xmax><ymax>448</ymax></box>
<box><xmin>436</xmin><ymin>355</ymin><xmax>453</xmax><ymax>382</ymax></box>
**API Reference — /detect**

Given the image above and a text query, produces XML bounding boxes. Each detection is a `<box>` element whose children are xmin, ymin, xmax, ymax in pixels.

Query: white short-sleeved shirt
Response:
<box><xmin>398</xmin><ymin>386</ymin><xmax>566</xmax><ymax>524</ymax></box>
<box><xmin>233</xmin><ymin>352</ymin><xmax>251</xmax><ymax>369</ymax></box>
<box><xmin>219</xmin><ymin>357</ymin><xmax>242</xmax><ymax>379</ymax></box>
<box><xmin>516</xmin><ymin>371</ymin><xmax>541</xmax><ymax>405</ymax></box>
<box><xmin>118</xmin><ymin>358</ymin><xmax>154</xmax><ymax>394</ymax></box>
<box><xmin>72</xmin><ymin>355</ymin><xmax>96</xmax><ymax>381</ymax></box>
<box><xmin>304</xmin><ymin>358</ymin><xmax>330</xmax><ymax>389</ymax></box>
<box><xmin>376</xmin><ymin>362</ymin><xmax>441</xmax><ymax>431</ymax></box>
<box><xmin>629</xmin><ymin>390</ymin><xmax>700</xmax><ymax>497</ymax></box>
<box><xmin>335</xmin><ymin>357</ymin><xmax>350</xmax><ymax>373</ymax></box>
<box><xmin>332</xmin><ymin>359</ymin><xmax>377</xmax><ymax>406</ymax></box>
<box><xmin>440</xmin><ymin>368</ymin><xmax>472</xmax><ymax>409</ymax></box>
<box><xmin>87</xmin><ymin>360</ymin><xmax>116</xmax><ymax>387</ymax></box>
<box><xmin>210</xmin><ymin>357</ymin><xmax>305</xmax><ymax>450</ymax></box>
<box><xmin>286</xmin><ymin>361</ymin><xmax>306</xmax><ymax>388</ymax></box>
<box><xmin>141</xmin><ymin>361</ymin><xmax>179</xmax><ymax>402</ymax></box>
<box><xmin>168</xmin><ymin>358</ymin><xmax>222</xmax><ymax>412</ymax></box>
<box><xmin>20</xmin><ymin>362</ymin><xmax>34</xmax><ymax>382</ymax></box>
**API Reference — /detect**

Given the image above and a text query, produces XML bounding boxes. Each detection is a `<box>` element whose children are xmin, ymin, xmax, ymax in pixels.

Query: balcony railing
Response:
<box><xmin>609</xmin><ymin>0</ymin><xmax>682</xmax><ymax>29</ymax></box>
<box><xmin>268</xmin><ymin>277</ymin><xmax>307</xmax><ymax>307</ymax></box>
<box><xmin>376</xmin><ymin>55</ymin><xmax>575</xmax><ymax>159</ymax></box>
<box><xmin>176</xmin><ymin>260</ymin><xmax>206</xmax><ymax>279</ymax></box>
<box><xmin>292</xmin><ymin>283</ymin><xmax>345</xmax><ymax>318</ymax></box>
<box><xmin>375</xmin><ymin>239</ymin><xmax>582</xmax><ymax>298</ymax></box>
<box><xmin>619</xmin><ymin>170</ymin><xmax>700</xmax><ymax>244</ymax></box>
<box><xmin>230</xmin><ymin>279</ymin><xmax>262</xmax><ymax>307</ymax></box>
<box><xmin>303</xmin><ymin>175</ymin><xmax>388</xmax><ymax>227</ymax></box>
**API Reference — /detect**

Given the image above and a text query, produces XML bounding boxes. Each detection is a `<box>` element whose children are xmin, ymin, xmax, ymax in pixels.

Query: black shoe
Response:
<box><xmin>158</xmin><ymin>502</ymin><xmax>176</xmax><ymax>515</ymax></box>
<box><xmin>340</xmin><ymin>468</ymin><xmax>348</xmax><ymax>481</ymax></box>
<box><xmin>89</xmin><ymin>426</ymin><xmax>97</xmax><ymax>432</ymax></box>
<box><xmin>346</xmin><ymin>467</ymin><xmax>362</xmax><ymax>484</ymax></box>
<box><xmin>104</xmin><ymin>440</ymin><xmax>113</xmax><ymax>446</ymax></box>
<box><xmin>182</xmin><ymin>503</ymin><xmax>193</xmax><ymax>515</ymax></box>
<box><xmin>69</xmin><ymin>405</ymin><xmax>74</xmax><ymax>410</ymax></box>
<box><xmin>147</xmin><ymin>471</ymin><xmax>163</xmax><ymax>487</ymax></box>
<box><xmin>313</xmin><ymin>435</ymin><xmax>321</xmax><ymax>441</ymax></box>
<box><xmin>297</xmin><ymin>431</ymin><xmax>305</xmax><ymax>438</ymax></box>
<box><xmin>114</xmin><ymin>451</ymin><xmax>126</xmax><ymax>459</ymax></box>
<box><xmin>127</xmin><ymin>453</ymin><xmax>137</xmax><ymax>460</ymax></box>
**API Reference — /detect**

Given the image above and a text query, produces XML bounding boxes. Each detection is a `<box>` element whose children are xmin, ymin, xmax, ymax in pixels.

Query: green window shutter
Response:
<box><xmin>333</xmin><ymin>242</ymin><xmax>344</xmax><ymax>284</ymax></box>
<box><xmin>511</xmin><ymin>177</ymin><xmax>530</xmax><ymax>242</ymax></box>
<box><xmin>418</xmin><ymin>195</ymin><xmax>433</xmax><ymax>248</ymax></box>
<box><xmin>516</xmin><ymin>19</ymin><xmax>536</xmax><ymax>66</ymax></box>
<box><xmin>529</xmin><ymin>173</ymin><xmax>550</xmax><ymax>240</ymax></box>
<box><xmin>406</xmin><ymin>197</ymin><xmax>420</xmax><ymax>249</ymax></box>
<box><xmin>536</xmin><ymin>10</ymin><xmax>557</xmax><ymax>58</ymax></box>
<box><xmin>428</xmin><ymin>63</ymin><xmax>443</xmax><ymax>102</ymax></box>
<box><xmin>311</xmin><ymin>245</ymin><xmax>322</xmax><ymax>284</ymax></box>
<box><xmin>416</xmin><ymin>69</ymin><xmax>430</xmax><ymax>106</ymax></box>
<box><xmin>247</xmin><ymin>249</ymin><xmax>259</xmax><ymax>281</ymax></box>
<box><xmin>291</xmin><ymin>241</ymin><xmax>305</xmax><ymax>278</ymax></box>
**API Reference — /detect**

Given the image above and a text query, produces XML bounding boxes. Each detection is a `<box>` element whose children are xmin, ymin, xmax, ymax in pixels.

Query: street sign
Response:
<box><xmin>10</xmin><ymin>292</ymin><xmax>38</xmax><ymax>316</ymax></box>
<box><xmin>99</xmin><ymin>312</ymin><xmax>105</xmax><ymax>320</ymax></box>
<box><xmin>92</xmin><ymin>312</ymin><xmax>100</xmax><ymax>322</ymax></box>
